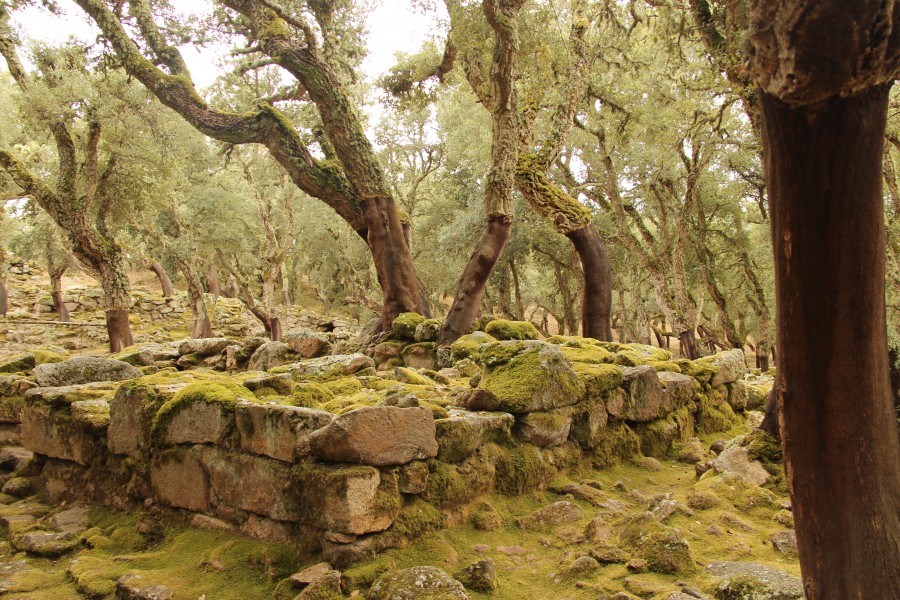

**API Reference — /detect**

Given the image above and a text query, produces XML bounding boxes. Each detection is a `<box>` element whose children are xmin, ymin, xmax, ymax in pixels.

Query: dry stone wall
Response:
<box><xmin>0</xmin><ymin>317</ymin><xmax>775</xmax><ymax>568</ymax></box>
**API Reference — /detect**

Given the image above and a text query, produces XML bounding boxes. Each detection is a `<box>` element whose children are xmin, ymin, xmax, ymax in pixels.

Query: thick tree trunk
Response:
<box><xmin>361</xmin><ymin>196</ymin><xmax>425</xmax><ymax>331</ymax></box>
<box><xmin>96</xmin><ymin>256</ymin><xmax>133</xmax><ymax>353</ymax></box>
<box><xmin>756</xmin><ymin>342</ymin><xmax>770</xmax><ymax>372</ymax></box>
<box><xmin>566</xmin><ymin>224</ymin><xmax>613</xmax><ymax>341</ymax></box>
<box><xmin>270</xmin><ymin>317</ymin><xmax>282</xmax><ymax>342</ymax></box>
<box><xmin>192</xmin><ymin>313</ymin><xmax>213</xmax><ymax>339</ymax></box>
<box><xmin>439</xmin><ymin>215</ymin><xmax>512</xmax><ymax>346</ymax></box>
<box><xmin>761</xmin><ymin>87</ymin><xmax>900</xmax><ymax>597</ymax></box>
<box><xmin>678</xmin><ymin>329</ymin><xmax>700</xmax><ymax>360</ymax></box>
<box><xmin>0</xmin><ymin>279</ymin><xmax>8</xmax><ymax>317</ymax></box>
<box><xmin>148</xmin><ymin>261</ymin><xmax>174</xmax><ymax>297</ymax></box>
<box><xmin>105</xmin><ymin>309</ymin><xmax>133</xmax><ymax>353</ymax></box>
<box><xmin>50</xmin><ymin>269</ymin><xmax>70</xmax><ymax>323</ymax></box>
<box><xmin>206</xmin><ymin>263</ymin><xmax>220</xmax><ymax>299</ymax></box>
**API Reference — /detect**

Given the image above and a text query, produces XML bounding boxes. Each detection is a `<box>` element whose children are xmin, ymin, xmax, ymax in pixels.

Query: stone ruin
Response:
<box><xmin>0</xmin><ymin>315</ymin><xmax>775</xmax><ymax>571</ymax></box>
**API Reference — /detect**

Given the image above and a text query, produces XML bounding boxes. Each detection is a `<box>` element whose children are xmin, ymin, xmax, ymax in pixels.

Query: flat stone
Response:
<box><xmin>711</xmin><ymin>445</ymin><xmax>771</xmax><ymax>486</ymax></box>
<box><xmin>707</xmin><ymin>561</ymin><xmax>803</xmax><ymax>600</ymax></box>
<box><xmin>708</xmin><ymin>349</ymin><xmax>748</xmax><ymax>386</ymax></box>
<box><xmin>23</xmin><ymin>382</ymin><xmax>116</xmax><ymax>407</ymax></box>
<box><xmin>398</xmin><ymin>460</ymin><xmax>430</xmax><ymax>494</ymax></box>
<box><xmin>296</xmin><ymin>464</ymin><xmax>400</xmax><ymax>535</ymax></box>
<box><xmin>295</xmin><ymin>569</ymin><xmax>342</xmax><ymax>599</ymax></box>
<box><xmin>517</xmin><ymin>501</ymin><xmax>583</xmax><ymax>531</ymax></box>
<box><xmin>284</xmin><ymin>329</ymin><xmax>331</xmax><ymax>359</ymax></box>
<box><xmin>570</xmin><ymin>398</ymin><xmax>609</xmax><ymax>448</ymax></box>
<box><xmin>247</xmin><ymin>341</ymin><xmax>295</xmax><ymax>372</ymax></box>
<box><xmin>286</xmin><ymin>353</ymin><xmax>374</xmax><ymax>379</ymax></box>
<box><xmin>201</xmin><ymin>448</ymin><xmax>299</xmax><ymax>521</ymax></box>
<box><xmin>49</xmin><ymin>506</ymin><xmax>90</xmax><ymax>534</ymax></box>
<box><xmin>309</xmin><ymin>406</ymin><xmax>437</xmax><ymax>466</ymax></box>
<box><xmin>435</xmin><ymin>409</ymin><xmax>514</xmax><ymax>462</ymax></box>
<box><xmin>0</xmin><ymin>514</ymin><xmax>35</xmax><ymax>536</ymax></box>
<box><xmin>162</xmin><ymin>400</ymin><xmax>233</xmax><ymax>446</ymax></box>
<box><xmin>658</xmin><ymin>370</ymin><xmax>699</xmax><ymax>409</ymax></box>
<box><xmin>150</xmin><ymin>448</ymin><xmax>209</xmax><ymax>512</ymax></box>
<box><xmin>241</xmin><ymin>373</ymin><xmax>294</xmax><ymax>395</ymax></box>
<box><xmin>515</xmin><ymin>407</ymin><xmax>573</xmax><ymax>448</ymax></box>
<box><xmin>116</xmin><ymin>573</ymin><xmax>172</xmax><ymax>599</ymax></box>
<box><xmin>108</xmin><ymin>382</ymin><xmax>176</xmax><ymax>457</ymax></box>
<box><xmin>290</xmin><ymin>562</ymin><xmax>334</xmax><ymax>588</ymax></box>
<box><xmin>235</xmin><ymin>401</ymin><xmax>332</xmax><ymax>463</ymax></box>
<box><xmin>21</xmin><ymin>404</ymin><xmax>102</xmax><ymax>466</ymax></box>
<box><xmin>176</xmin><ymin>338</ymin><xmax>230</xmax><ymax>358</ymax></box>
<box><xmin>33</xmin><ymin>357</ymin><xmax>141</xmax><ymax>387</ymax></box>
<box><xmin>455</xmin><ymin>558</ymin><xmax>497</xmax><ymax>592</ymax></box>
<box><xmin>1</xmin><ymin>477</ymin><xmax>30</xmax><ymax>497</ymax></box>
<box><xmin>13</xmin><ymin>530</ymin><xmax>79</xmax><ymax>556</ymax></box>
<box><xmin>771</xmin><ymin>530</ymin><xmax>798</xmax><ymax>558</ymax></box>
<box><xmin>189</xmin><ymin>514</ymin><xmax>235</xmax><ymax>532</ymax></box>
<box><xmin>369</xmin><ymin>566</ymin><xmax>469</xmax><ymax>600</ymax></box>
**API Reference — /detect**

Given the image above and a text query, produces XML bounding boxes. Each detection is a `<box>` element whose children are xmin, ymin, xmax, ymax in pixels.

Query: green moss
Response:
<box><xmin>68</xmin><ymin>555</ymin><xmax>119</xmax><ymax>597</ymax></box>
<box><xmin>393</xmin><ymin>367</ymin><xmax>434</xmax><ymax>386</ymax></box>
<box><xmin>342</xmin><ymin>557</ymin><xmax>397</xmax><ymax>590</ymax></box>
<box><xmin>319</xmin><ymin>390</ymin><xmax>381</xmax><ymax>414</ymax></box>
<box><xmin>392</xmin><ymin>312</ymin><xmax>426</xmax><ymax>340</ymax></box>
<box><xmin>151</xmin><ymin>381</ymin><xmax>246</xmax><ymax>439</ymax></box>
<box><xmin>618</xmin><ymin>514</ymin><xmax>696</xmax><ymax>575</ymax></box>
<box><xmin>480</xmin><ymin>347</ymin><xmax>584</xmax><ymax>413</ymax></box>
<box><xmin>571</xmin><ymin>363</ymin><xmax>624</xmax><ymax>398</ymax></box>
<box><xmin>696</xmin><ymin>395</ymin><xmax>733</xmax><ymax>434</ymax></box>
<box><xmin>479</xmin><ymin>341</ymin><xmax>529</xmax><ymax>367</ymax></box>
<box><xmin>591</xmin><ymin>422</ymin><xmax>641</xmax><ymax>469</ymax></box>
<box><xmin>634</xmin><ymin>416</ymin><xmax>679</xmax><ymax>458</ymax></box>
<box><xmin>694</xmin><ymin>473</ymin><xmax>777</xmax><ymax>513</ymax></box>
<box><xmin>423</xmin><ymin>461</ymin><xmax>472</xmax><ymax>508</ymax></box>
<box><xmin>33</xmin><ymin>349</ymin><xmax>67</xmax><ymax>366</ymax></box>
<box><xmin>493</xmin><ymin>444</ymin><xmax>553</xmax><ymax>495</ymax></box>
<box><xmin>400</xmin><ymin>342</ymin><xmax>436</xmax><ymax>367</ymax></box>
<box><xmin>742</xmin><ymin>429</ymin><xmax>787</xmax><ymax>492</ymax></box>
<box><xmin>681</xmin><ymin>357</ymin><xmax>719</xmax><ymax>384</ymax></box>
<box><xmin>449</xmin><ymin>332</ymin><xmax>497</xmax><ymax>363</ymax></box>
<box><xmin>646</xmin><ymin>360</ymin><xmax>682</xmax><ymax>373</ymax></box>
<box><xmin>390</xmin><ymin>499</ymin><xmax>445</xmax><ymax>538</ymax></box>
<box><xmin>560</xmin><ymin>345</ymin><xmax>616</xmax><ymax>365</ymax></box>
<box><xmin>484</xmin><ymin>319</ymin><xmax>541</xmax><ymax>341</ymax></box>
<box><xmin>288</xmin><ymin>382</ymin><xmax>334</xmax><ymax>408</ymax></box>
<box><xmin>322</xmin><ymin>377</ymin><xmax>363</xmax><ymax>396</ymax></box>
<box><xmin>0</xmin><ymin>353</ymin><xmax>35</xmax><ymax>374</ymax></box>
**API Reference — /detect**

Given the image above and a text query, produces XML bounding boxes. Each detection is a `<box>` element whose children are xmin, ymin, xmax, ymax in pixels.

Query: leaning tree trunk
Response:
<box><xmin>50</xmin><ymin>268</ymin><xmax>70</xmax><ymax>323</ymax></box>
<box><xmin>566</xmin><ymin>224</ymin><xmax>613</xmax><ymax>340</ymax></box>
<box><xmin>761</xmin><ymin>87</ymin><xmax>900</xmax><ymax>597</ymax></box>
<box><xmin>179</xmin><ymin>262</ymin><xmax>212</xmax><ymax>339</ymax></box>
<box><xmin>98</xmin><ymin>259</ymin><xmax>134</xmax><ymax>353</ymax></box>
<box><xmin>148</xmin><ymin>261</ymin><xmax>174</xmax><ymax>298</ymax></box>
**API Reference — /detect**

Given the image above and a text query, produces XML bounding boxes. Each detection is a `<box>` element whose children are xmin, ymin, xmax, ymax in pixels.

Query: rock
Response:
<box><xmin>296</xmin><ymin>464</ymin><xmax>400</xmax><ymax>535</ymax></box>
<box><xmin>201</xmin><ymin>448</ymin><xmax>300</xmax><ymax>521</ymax></box>
<box><xmin>49</xmin><ymin>506</ymin><xmax>90</xmax><ymax>534</ymax></box>
<box><xmin>240</xmin><ymin>514</ymin><xmax>288</xmax><ymax>541</ymax></box>
<box><xmin>484</xmin><ymin>319</ymin><xmax>540</xmax><ymax>340</ymax></box>
<box><xmin>515</xmin><ymin>407</ymin><xmax>573</xmax><ymax>448</ymax></box>
<box><xmin>13</xmin><ymin>531</ymin><xmax>79</xmax><ymax>556</ymax></box>
<box><xmin>477</xmin><ymin>343</ymin><xmax>585</xmax><ymax>413</ymax></box>
<box><xmin>706</xmin><ymin>562</ymin><xmax>803</xmax><ymax>600</ymax></box>
<box><xmin>471</xmin><ymin>502</ymin><xmax>503</xmax><ymax>531</ymax></box>
<box><xmin>286</xmin><ymin>354</ymin><xmax>374</xmax><ymax>380</ymax></box>
<box><xmin>667</xmin><ymin>594</ymin><xmax>701</xmax><ymax>600</ymax></box>
<box><xmin>570</xmin><ymin>397</ymin><xmax>609</xmax><ymax>448</ymax></box>
<box><xmin>160</xmin><ymin>393</ymin><xmax>234</xmax><ymax>446</ymax></box>
<box><xmin>584</xmin><ymin>517</ymin><xmax>612</xmax><ymax>543</ymax></box>
<box><xmin>368</xmin><ymin>566</ymin><xmax>470</xmax><ymax>600</ymax></box>
<box><xmin>247</xmin><ymin>341</ymin><xmax>296</xmax><ymax>372</ymax></box>
<box><xmin>686</xmin><ymin>490</ymin><xmax>720</xmax><ymax>510</ymax></box>
<box><xmin>295</xmin><ymin>569</ymin><xmax>342</xmax><ymax>599</ymax></box>
<box><xmin>455</xmin><ymin>558</ymin><xmax>497</xmax><ymax>592</ymax></box>
<box><xmin>618</xmin><ymin>513</ymin><xmax>695</xmax><ymax>575</ymax></box>
<box><xmin>700</xmin><ymin>349</ymin><xmax>748</xmax><ymax>387</ymax></box>
<box><xmin>0</xmin><ymin>514</ymin><xmax>36</xmax><ymax>537</ymax></box>
<box><xmin>771</xmin><ymin>530</ymin><xmax>798</xmax><ymax>558</ymax></box>
<box><xmin>727</xmin><ymin>380</ymin><xmax>751</xmax><ymax>411</ymax></box>
<box><xmin>710</xmin><ymin>445</ymin><xmax>770</xmax><ymax>486</ymax></box>
<box><xmin>401</xmin><ymin>343</ymin><xmax>437</xmax><ymax>370</ymax></box>
<box><xmin>189</xmin><ymin>514</ymin><xmax>235</xmax><ymax>532</ymax></box>
<box><xmin>21</xmin><ymin>403</ymin><xmax>103</xmax><ymax>466</ymax></box>
<box><xmin>392</xmin><ymin>313</ymin><xmax>426</xmax><ymax>340</ymax></box>
<box><xmin>284</xmin><ymin>329</ymin><xmax>331</xmax><ymax>358</ymax></box>
<box><xmin>677</xmin><ymin>438</ymin><xmax>708</xmax><ymax>464</ymax></box>
<box><xmin>615</xmin><ymin>365</ymin><xmax>666</xmax><ymax>422</ymax></box>
<box><xmin>626</xmin><ymin>558</ymin><xmax>648</xmax><ymax>572</ymax></box>
<box><xmin>116</xmin><ymin>573</ymin><xmax>172</xmax><ymax>599</ymax></box>
<box><xmin>176</xmin><ymin>338</ymin><xmax>230</xmax><ymax>358</ymax></box>
<box><xmin>517</xmin><ymin>501</ymin><xmax>583</xmax><ymax>531</ymax></box>
<box><xmin>647</xmin><ymin>493</ymin><xmax>681</xmax><ymax>521</ymax></box>
<box><xmin>0</xmin><ymin>447</ymin><xmax>33</xmax><ymax>471</ymax></box>
<box><xmin>150</xmin><ymin>447</ymin><xmax>209</xmax><ymax>512</ymax></box>
<box><xmin>658</xmin><ymin>370</ymin><xmax>699</xmax><ymax>409</ymax></box>
<box><xmin>414</xmin><ymin>319</ymin><xmax>441</xmax><ymax>343</ymax></box>
<box><xmin>558</xmin><ymin>555</ymin><xmax>599</xmax><ymax>579</ymax></box>
<box><xmin>241</xmin><ymin>372</ymin><xmax>294</xmax><ymax>395</ymax></box>
<box><xmin>398</xmin><ymin>461</ymin><xmax>429</xmax><ymax>494</ymax></box>
<box><xmin>290</xmin><ymin>562</ymin><xmax>335</xmax><ymax>589</ymax></box>
<box><xmin>23</xmin><ymin>382</ymin><xmax>116</xmax><ymax>407</ymax></box>
<box><xmin>235</xmin><ymin>401</ymin><xmax>332</xmax><ymax>463</ymax></box>
<box><xmin>588</xmin><ymin>545</ymin><xmax>629</xmax><ymax>564</ymax></box>
<box><xmin>33</xmin><ymin>357</ymin><xmax>141</xmax><ymax>387</ymax></box>
<box><xmin>309</xmin><ymin>406</ymin><xmax>438</xmax><ymax>467</ymax></box>
<box><xmin>449</xmin><ymin>331</ymin><xmax>497</xmax><ymax>362</ymax></box>
<box><xmin>1</xmin><ymin>477</ymin><xmax>30</xmax><ymax>497</ymax></box>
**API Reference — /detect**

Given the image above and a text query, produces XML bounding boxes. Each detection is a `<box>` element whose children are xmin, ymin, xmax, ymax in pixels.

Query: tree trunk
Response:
<box><xmin>439</xmin><ymin>215</ymin><xmax>512</xmax><ymax>345</ymax></box>
<box><xmin>761</xmin><ymin>86</ymin><xmax>900</xmax><ymax>597</ymax></box>
<box><xmin>678</xmin><ymin>329</ymin><xmax>700</xmax><ymax>360</ymax></box>
<box><xmin>361</xmin><ymin>196</ymin><xmax>425</xmax><ymax>331</ymax></box>
<box><xmin>510</xmin><ymin>259</ymin><xmax>524</xmax><ymax>320</ymax></box>
<box><xmin>191</xmin><ymin>313</ymin><xmax>213</xmax><ymax>338</ymax></box>
<box><xmin>566</xmin><ymin>224</ymin><xmax>613</xmax><ymax>341</ymax></box>
<box><xmin>50</xmin><ymin>269</ymin><xmax>70</xmax><ymax>323</ymax></box>
<box><xmin>206</xmin><ymin>263</ymin><xmax>220</xmax><ymax>299</ymax></box>
<box><xmin>756</xmin><ymin>342</ymin><xmax>770</xmax><ymax>372</ymax></box>
<box><xmin>0</xmin><ymin>279</ymin><xmax>8</xmax><ymax>317</ymax></box>
<box><xmin>148</xmin><ymin>261</ymin><xmax>174</xmax><ymax>297</ymax></box>
<box><xmin>227</xmin><ymin>275</ymin><xmax>240</xmax><ymax>299</ymax></box>
<box><xmin>270</xmin><ymin>316</ymin><xmax>282</xmax><ymax>342</ymax></box>
<box><xmin>105</xmin><ymin>309</ymin><xmax>133</xmax><ymax>353</ymax></box>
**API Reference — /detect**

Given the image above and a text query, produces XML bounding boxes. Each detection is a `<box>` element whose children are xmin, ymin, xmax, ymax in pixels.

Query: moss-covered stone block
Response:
<box><xmin>153</xmin><ymin>381</ymin><xmax>247</xmax><ymax>446</ymax></box>
<box><xmin>449</xmin><ymin>331</ymin><xmax>496</xmax><ymax>362</ymax></box>
<box><xmin>484</xmin><ymin>319</ymin><xmax>540</xmax><ymax>341</ymax></box>
<box><xmin>235</xmin><ymin>401</ymin><xmax>333</xmax><ymax>462</ymax></box>
<box><xmin>479</xmin><ymin>344</ymin><xmax>584</xmax><ymax>413</ymax></box>
<box><xmin>400</xmin><ymin>342</ymin><xmax>437</xmax><ymax>370</ymax></box>
<box><xmin>201</xmin><ymin>448</ymin><xmax>301</xmax><ymax>521</ymax></box>
<box><xmin>618</xmin><ymin>513</ymin><xmax>696</xmax><ymax>575</ymax></box>
<box><xmin>150</xmin><ymin>446</ymin><xmax>210</xmax><ymax>512</ymax></box>
<box><xmin>392</xmin><ymin>313</ymin><xmax>426</xmax><ymax>340</ymax></box>
<box><xmin>435</xmin><ymin>410</ymin><xmax>514</xmax><ymax>462</ymax></box>
<box><xmin>590</xmin><ymin>422</ymin><xmax>642</xmax><ymax>469</ymax></box>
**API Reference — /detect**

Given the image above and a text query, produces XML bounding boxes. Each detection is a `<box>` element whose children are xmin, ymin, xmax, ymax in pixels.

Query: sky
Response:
<box><xmin>9</xmin><ymin>0</ymin><xmax>444</xmax><ymax>90</ymax></box>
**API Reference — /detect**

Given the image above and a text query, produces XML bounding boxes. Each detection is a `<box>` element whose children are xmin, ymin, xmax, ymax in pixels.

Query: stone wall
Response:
<box><xmin>0</xmin><ymin>323</ymin><xmax>774</xmax><ymax>568</ymax></box>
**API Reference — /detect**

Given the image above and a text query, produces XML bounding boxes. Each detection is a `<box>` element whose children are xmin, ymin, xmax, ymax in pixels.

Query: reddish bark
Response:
<box><xmin>0</xmin><ymin>279</ymin><xmax>7</xmax><ymax>317</ymax></box>
<box><xmin>761</xmin><ymin>86</ymin><xmax>900</xmax><ymax>597</ymax></box>
<box><xmin>148</xmin><ymin>261</ymin><xmax>174</xmax><ymax>297</ymax></box>
<box><xmin>50</xmin><ymin>268</ymin><xmax>70</xmax><ymax>323</ymax></box>
<box><xmin>105</xmin><ymin>308</ymin><xmax>133</xmax><ymax>353</ymax></box>
<box><xmin>566</xmin><ymin>224</ymin><xmax>613</xmax><ymax>341</ymax></box>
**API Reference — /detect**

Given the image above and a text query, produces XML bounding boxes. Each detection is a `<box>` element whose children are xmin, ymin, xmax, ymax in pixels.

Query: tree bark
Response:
<box><xmin>50</xmin><ymin>268</ymin><xmax>70</xmax><ymax>323</ymax></box>
<box><xmin>0</xmin><ymin>279</ymin><xmax>7</xmax><ymax>317</ymax></box>
<box><xmin>148</xmin><ymin>261</ymin><xmax>174</xmax><ymax>297</ymax></box>
<box><xmin>105</xmin><ymin>309</ymin><xmax>133</xmax><ymax>353</ymax></box>
<box><xmin>206</xmin><ymin>263</ymin><xmax>220</xmax><ymax>299</ymax></box>
<box><xmin>566</xmin><ymin>224</ymin><xmax>613</xmax><ymax>340</ymax></box>
<box><xmin>761</xmin><ymin>86</ymin><xmax>900</xmax><ymax>597</ymax></box>
<box><xmin>440</xmin><ymin>215</ymin><xmax>512</xmax><ymax>345</ymax></box>
<box><xmin>678</xmin><ymin>329</ymin><xmax>700</xmax><ymax>360</ymax></box>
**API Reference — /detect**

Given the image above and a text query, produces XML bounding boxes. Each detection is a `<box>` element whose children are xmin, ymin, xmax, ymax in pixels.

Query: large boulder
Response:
<box><xmin>614</xmin><ymin>365</ymin><xmax>666</xmax><ymax>422</ymax></box>
<box><xmin>476</xmin><ymin>343</ymin><xmax>585</xmax><ymax>413</ymax></box>
<box><xmin>284</xmin><ymin>354</ymin><xmax>374</xmax><ymax>380</ymax></box>
<box><xmin>368</xmin><ymin>566</ymin><xmax>470</xmax><ymax>600</ymax></box>
<box><xmin>284</xmin><ymin>329</ymin><xmax>332</xmax><ymax>358</ymax></box>
<box><xmin>706</xmin><ymin>561</ymin><xmax>803</xmax><ymax>600</ymax></box>
<box><xmin>247</xmin><ymin>341</ymin><xmax>296</xmax><ymax>372</ymax></box>
<box><xmin>696</xmin><ymin>349</ymin><xmax>748</xmax><ymax>387</ymax></box>
<box><xmin>33</xmin><ymin>357</ymin><xmax>141</xmax><ymax>387</ymax></box>
<box><xmin>435</xmin><ymin>410</ymin><xmax>514</xmax><ymax>462</ymax></box>
<box><xmin>514</xmin><ymin>408</ymin><xmax>574</xmax><ymax>448</ymax></box>
<box><xmin>710</xmin><ymin>444</ymin><xmax>771</xmax><ymax>486</ymax></box>
<box><xmin>234</xmin><ymin>401</ymin><xmax>333</xmax><ymax>462</ymax></box>
<box><xmin>150</xmin><ymin>447</ymin><xmax>209</xmax><ymax>512</ymax></box>
<box><xmin>309</xmin><ymin>406</ymin><xmax>438</xmax><ymax>466</ymax></box>
<box><xmin>176</xmin><ymin>338</ymin><xmax>230</xmax><ymax>358</ymax></box>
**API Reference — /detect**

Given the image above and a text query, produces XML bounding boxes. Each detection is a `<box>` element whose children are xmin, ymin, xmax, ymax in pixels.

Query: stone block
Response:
<box><xmin>201</xmin><ymin>448</ymin><xmax>299</xmax><ymax>521</ymax></box>
<box><xmin>235</xmin><ymin>401</ymin><xmax>332</xmax><ymax>463</ymax></box>
<box><xmin>150</xmin><ymin>447</ymin><xmax>209</xmax><ymax>512</ymax></box>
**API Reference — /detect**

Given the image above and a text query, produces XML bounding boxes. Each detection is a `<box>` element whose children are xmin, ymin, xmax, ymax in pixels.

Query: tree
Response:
<box><xmin>71</xmin><ymin>0</ymin><xmax>424</xmax><ymax>331</ymax></box>
<box><xmin>747</xmin><ymin>1</ymin><xmax>900</xmax><ymax>595</ymax></box>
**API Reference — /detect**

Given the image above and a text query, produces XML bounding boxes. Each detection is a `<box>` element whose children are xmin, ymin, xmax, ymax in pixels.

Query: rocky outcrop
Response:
<box><xmin>33</xmin><ymin>358</ymin><xmax>141</xmax><ymax>387</ymax></box>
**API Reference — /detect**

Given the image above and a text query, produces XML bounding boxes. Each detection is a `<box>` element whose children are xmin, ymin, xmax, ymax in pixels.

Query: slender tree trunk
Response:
<box><xmin>50</xmin><ymin>268</ymin><xmax>70</xmax><ymax>323</ymax></box>
<box><xmin>440</xmin><ymin>215</ymin><xmax>512</xmax><ymax>345</ymax></box>
<box><xmin>566</xmin><ymin>224</ymin><xmax>613</xmax><ymax>340</ymax></box>
<box><xmin>270</xmin><ymin>317</ymin><xmax>282</xmax><ymax>342</ymax></box>
<box><xmin>227</xmin><ymin>275</ymin><xmax>239</xmax><ymax>299</ymax></box>
<box><xmin>510</xmin><ymin>259</ymin><xmax>524</xmax><ymax>320</ymax></box>
<box><xmin>756</xmin><ymin>342</ymin><xmax>770</xmax><ymax>372</ymax></box>
<box><xmin>0</xmin><ymin>279</ymin><xmax>8</xmax><ymax>317</ymax></box>
<box><xmin>207</xmin><ymin>263</ymin><xmax>220</xmax><ymax>299</ymax></box>
<box><xmin>497</xmin><ymin>264</ymin><xmax>513</xmax><ymax>319</ymax></box>
<box><xmin>148</xmin><ymin>261</ymin><xmax>174</xmax><ymax>297</ymax></box>
<box><xmin>678</xmin><ymin>329</ymin><xmax>700</xmax><ymax>360</ymax></box>
<box><xmin>191</xmin><ymin>311</ymin><xmax>213</xmax><ymax>338</ymax></box>
<box><xmin>761</xmin><ymin>86</ymin><xmax>900</xmax><ymax>597</ymax></box>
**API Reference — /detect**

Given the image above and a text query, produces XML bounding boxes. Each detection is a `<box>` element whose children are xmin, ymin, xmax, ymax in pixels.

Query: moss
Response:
<box><xmin>68</xmin><ymin>555</ymin><xmax>119</xmax><ymax>598</ymax></box>
<box><xmin>480</xmin><ymin>346</ymin><xmax>584</xmax><ymax>413</ymax></box>
<box><xmin>591</xmin><ymin>422</ymin><xmax>641</xmax><ymax>469</ymax></box>
<box><xmin>423</xmin><ymin>461</ymin><xmax>472</xmax><ymax>508</ymax></box>
<box><xmin>0</xmin><ymin>353</ymin><xmax>35</xmax><ymax>374</ymax></box>
<box><xmin>322</xmin><ymin>377</ymin><xmax>363</xmax><ymax>396</ymax></box>
<box><xmin>571</xmin><ymin>363</ymin><xmax>624</xmax><ymax>398</ymax></box>
<box><xmin>342</xmin><ymin>557</ymin><xmax>397</xmax><ymax>591</ymax></box>
<box><xmin>479</xmin><ymin>341</ymin><xmax>529</xmax><ymax>367</ymax></box>
<box><xmin>33</xmin><ymin>349</ymin><xmax>67</xmax><ymax>366</ymax></box>
<box><xmin>618</xmin><ymin>514</ymin><xmax>696</xmax><ymax>575</ymax></box>
<box><xmin>319</xmin><ymin>390</ymin><xmax>381</xmax><ymax>414</ymax></box>
<box><xmin>390</xmin><ymin>499</ymin><xmax>445</xmax><ymax>538</ymax></box>
<box><xmin>646</xmin><ymin>360</ymin><xmax>682</xmax><ymax>373</ymax></box>
<box><xmin>400</xmin><ymin>342</ymin><xmax>436</xmax><ymax>366</ymax></box>
<box><xmin>393</xmin><ymin>367</ymin><xmax>434</xmax><ymax>386</ymax></box>
<box><xmin>694</xmin><ymin>473</ymin><xmax>777</xmax><ymax>513</ymax></box>
<box><xmin>681</xmin><ymin>357</ymin><xmax>719</xmax><ymax>384</ymax></box>
<box><xmin>634</xmin><ymin>417</ymin><xmax>679</xmax><ymax>458</ymax></box>
<box><xmin>449</xmin><ymin>332</ymin><xmax>497</xmax><ymax>362</ymax></box>
<box><xmin>741</xmin><ymin>429</ymin><xmax>787</xmax><ymax>492</ymax></box>
<box><xmin>392</xmin><ymin>312</ymin><xmax>426</xmax><ymax>340</ymax></box>
<box><xmin>288</xmin><ymin>382</ymin><xmax>334</xmax><ymax>408</ymax></box>
<box><xmin>696</xmin><ymin>395</ymin><xmax>734</xmax><ymax>434</ymax></box>
<box><xmin>493</xmin><ymin>444</ymin><xmax>553</xmax><ymax>495</ymax></box>
<box><xmin>151</xmin><ymin>381</ymin><xmax>246</xmax><ymax>440</ymax></box>
<box><xmin>484</xmin><ymin>319</ymin><xmax>541</xmax><ymax>341</ymax></box>
<box><xmin>560</xmin><ymin>345</ymin><xmax>616</xmax><ymax>365</ymax></box>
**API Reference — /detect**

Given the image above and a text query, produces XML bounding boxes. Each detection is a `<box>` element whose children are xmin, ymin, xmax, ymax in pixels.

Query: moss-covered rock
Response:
<box><xmin>289</xmin><ymin>382</ymin><xmax>334</xmax><ymax>408</ymax></box>
<box><xmin>484</xmin><ymin>319</ymin><xmax>540</xmax><ymax>341</ymax></box>
<box><xmin>322</xmin><ymin>377</ymin><xmax>364</xmax><ymax>396</ymax></box>
<box><xmin>389</xmin><ymin>498</ymin><xmax>445</xmax><ymax>538</ymax></box>
<box><xmin>493</xmin><ymin>443</ymin><xmax>555</xmax><ymax>495</ymax></box>
<box><xmin>369</xmin><ymin>566</ymin><xmax>469</xmax><ymax>600</ymax></box>
<box><xmin>618</xmin><ymin>513</ymin><xmax>696</xmax><ymax>575</ymax></box>
<box><xmin>392</xmin><ymin>312</ymin><xmax>426</xmax><ymax>340</ymax></box>
<box><xmin>479</xmin><ymin>344</ymin><xmax>584</xmax><ymax>413</ymax></box>
<box><xmin>151</xmin><ymin>381</ymin><xmax>247</xmax><ymax>444</ymax></box>
<box><xmin>415</xmin><ymin>319</ymin><xmax>442</xmax><ymax>343</ymax></box>
<box><xmin>449</xmin><ymin>331</ymin><xmax>497</xmax><ymax>363</ymax></box>
<box><xmin>590</xmin><ymin>422</ymin><xmax>642</xmax><ymax>469</ymax></box>
<box><xmin>559</xmin><ymin>345</ymin><xmax>616</xmax><ymax>365</ymax></box>
<box><xmin>571</xmin><ymin>363</ymin><xmax>624</xmax><ymax>399</ymax></box>
<box><xmin>0</xmin><ymin>353</ymin><xmax>36</xmax><ymax>374</ymax></box>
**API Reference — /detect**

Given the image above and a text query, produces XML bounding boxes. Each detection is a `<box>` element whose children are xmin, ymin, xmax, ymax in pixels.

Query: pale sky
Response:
<box><xmin>9</xmin><ymin>0</ymin><xmax>444</xmax><ymax>90</ymax></box>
